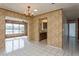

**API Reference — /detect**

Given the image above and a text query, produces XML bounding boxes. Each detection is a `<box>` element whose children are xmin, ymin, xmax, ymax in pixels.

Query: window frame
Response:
<box><xmin>5</xmin><ymin>20</ymin><xmax>26</xmax><ymax>38</ymax></box>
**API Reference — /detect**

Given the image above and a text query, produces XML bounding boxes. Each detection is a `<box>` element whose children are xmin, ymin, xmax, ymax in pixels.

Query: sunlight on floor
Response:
<box><xmin>5</xmin><ymin>36</ymin><xmax>27</xmax><ymax>53</ymax></box>
<box><xmin>0</xmin><ymin>36</ymin><xmax>78</xmax><ymax>56</ymax></box>
<box><xmin>1</xmin><ymin>36</ymin><xmax>64</xmax><ymax>56</ymax></box>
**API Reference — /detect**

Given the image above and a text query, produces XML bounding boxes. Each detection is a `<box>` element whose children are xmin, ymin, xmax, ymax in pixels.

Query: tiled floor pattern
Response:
<box><xmin>0</xmin><ymin>36</ymin><xmax>79</xmax><ymax>56</ymax></box>
<box><xmin>63</xmin><ymin>37</ymin><xmax>79</xmax><ymax>56</ymax></box>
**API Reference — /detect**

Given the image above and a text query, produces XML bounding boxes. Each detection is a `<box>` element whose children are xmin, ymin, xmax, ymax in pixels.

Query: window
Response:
<box><xmin>20</xmin><ymin>24</ymin><xmax>25</xmax><ymax>33</ymax></box>
<box><xmin>6</xmin><ymin>23</ymin><xmax>25</xmax><ymax>35</ymax></box>
<box><xmin>13</xmin><ymin>24</ymin><xmax>20</xmax><ymax>34</ymax></box>
<box><xmin>6</xmin><ymin>23</ymin><xmax>13</xmax><ymax>34</ymax></box>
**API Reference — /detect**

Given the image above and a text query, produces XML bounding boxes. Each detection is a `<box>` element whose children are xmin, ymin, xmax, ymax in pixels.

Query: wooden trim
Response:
<box><xmin>6</xmin><ymin>34</ymin><xmax>26</xmax><ymax>38</ymax></box>
<box><xmin>5</xmin><ymin>19</ymin><xmax>25</xmax><ymax>24</ymax></box>
<box><xmin>67</xmin><ymin>19</ymin><xmax>76</xmax><ymax>23</ymax></box>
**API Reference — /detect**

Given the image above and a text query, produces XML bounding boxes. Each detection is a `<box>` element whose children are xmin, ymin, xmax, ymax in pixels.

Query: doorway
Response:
<box><xmin>39</xmin><ymin>17</ymin><xmax>47</xmax><ymax>45</ymax></box>
<box><xmin>63</xmin><ymin>20</ymin><xmax>79</xmax><ymax>55</ymax></box>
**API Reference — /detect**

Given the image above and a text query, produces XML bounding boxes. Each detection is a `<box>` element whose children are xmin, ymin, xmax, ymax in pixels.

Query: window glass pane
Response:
<box><xmin>6</xmin><ymin>23</ymin><xmax>13</xmax><ymax>34</ymax></box>
<box><xmin>13</xmin><ymin>24</ymin><xmax>20</xmax><ymax>34</ymax></box>
<box><xmin>6</xmin><ymin>22</ymin><xmax>25</xmax><ymax>36</ymax></box>
<box><xmin>20</xmin><ymin>24</ymin><xmax>25</xmax><ymax>33</ymax></box>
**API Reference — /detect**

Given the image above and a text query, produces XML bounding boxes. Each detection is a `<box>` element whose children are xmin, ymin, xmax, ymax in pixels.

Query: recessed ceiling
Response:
<box><xmin>0</xmin><ymin>3</ymin><xmax>78</xmax><ymax>17</ymax></box>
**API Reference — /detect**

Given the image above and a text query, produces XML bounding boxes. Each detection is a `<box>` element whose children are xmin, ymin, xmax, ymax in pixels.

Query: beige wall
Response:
<box><xmin>32</xmin><ymin>9</ymin><xmax>63</xmax><ymax>48</ymax></box>
<box><xmin>0</xmin><ymin>16</ymin><xmax>5</xmax><ymax>49</ymax></box>
<box><xmin>0</xmin><ymin>8</ymin><xmax>63</xmax><ymax>49</ymax></box>
<box><xmin>0</xmin><ymin>8</ymin><xmax>31</xmax><ymax>49</ymax></box>
<box><xmin>47</xmin><ymin>9</ymin><xmax>63</xmax><ymax>48</ymax></box>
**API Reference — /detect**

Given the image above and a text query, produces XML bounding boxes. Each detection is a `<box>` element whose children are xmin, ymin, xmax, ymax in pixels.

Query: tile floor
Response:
<box><xmin>0</xmin><ymin>36</ymin><xmax>79</xmax><ymax>56</ymax></box>
<box><xmin>63</xmin><ymin>36</ymin><xmax>79</xmax><ymax>56</ymax></box>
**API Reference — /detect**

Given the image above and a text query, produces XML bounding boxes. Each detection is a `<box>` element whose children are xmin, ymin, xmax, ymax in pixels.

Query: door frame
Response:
<box><xmin>67</xmin><ymin>20</ymin><xmax>77</xmax><ymax>39</ymax></box>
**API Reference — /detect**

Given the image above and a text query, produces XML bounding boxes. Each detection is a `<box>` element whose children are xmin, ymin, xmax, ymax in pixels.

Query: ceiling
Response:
<box><xmin>0</xmin><ymin>3</ymin><xmax>79</xmax><ymax>19</ymax></box>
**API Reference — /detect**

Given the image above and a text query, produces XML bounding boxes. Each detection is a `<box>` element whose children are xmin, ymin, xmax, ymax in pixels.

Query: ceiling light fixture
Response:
<box><xmin>24</xmin><ymin>6</ymin><xmax>33</xmax><ymax>17</ymax></box>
